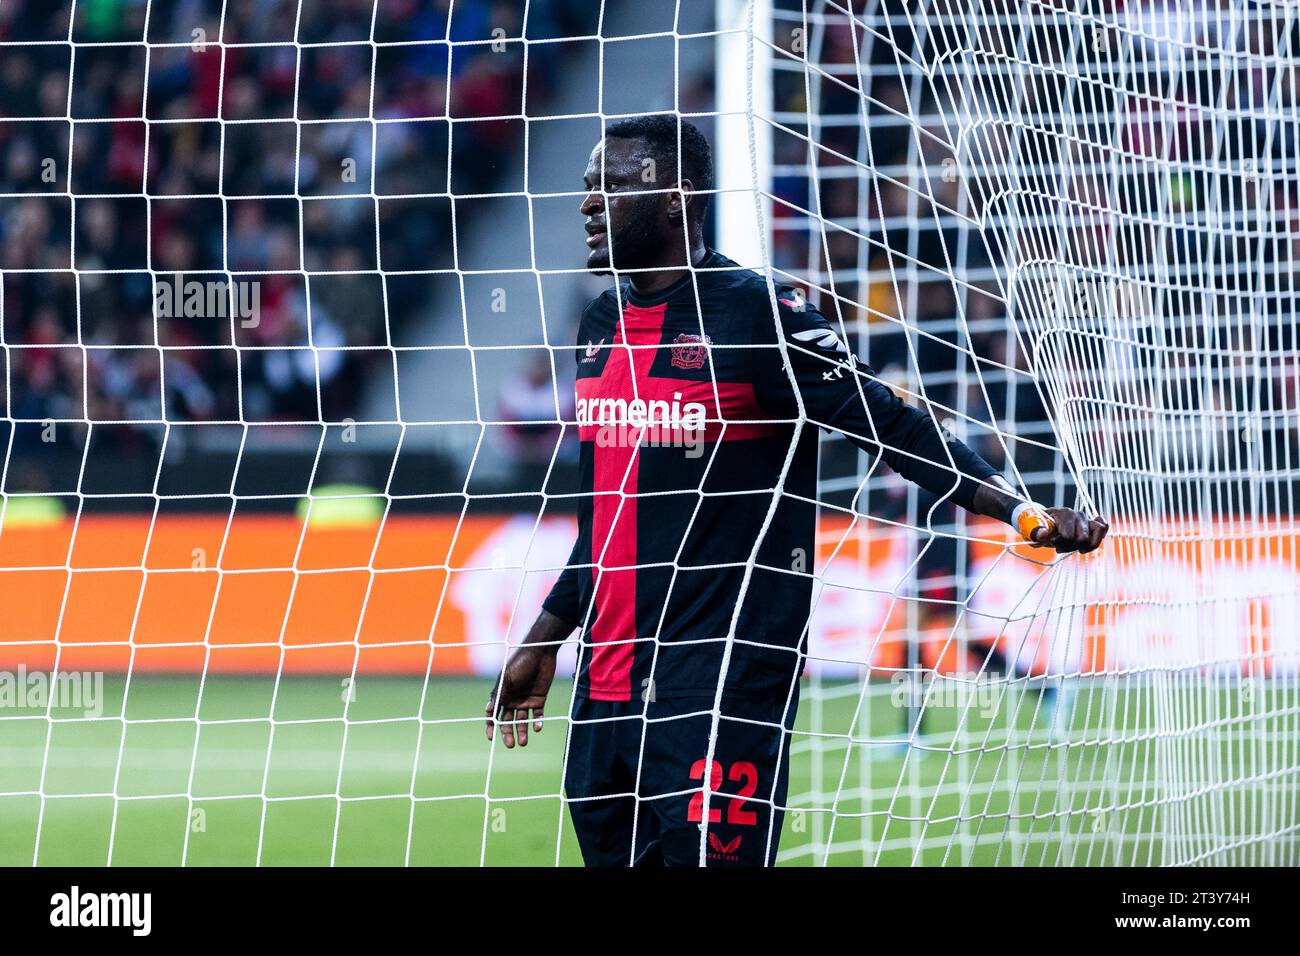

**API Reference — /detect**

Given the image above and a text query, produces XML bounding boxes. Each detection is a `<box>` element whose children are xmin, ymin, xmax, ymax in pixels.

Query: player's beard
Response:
<box><xmin>587</xmin><ymin>195</ymin><xmax>663</xmax><ymax>275</ymax></box>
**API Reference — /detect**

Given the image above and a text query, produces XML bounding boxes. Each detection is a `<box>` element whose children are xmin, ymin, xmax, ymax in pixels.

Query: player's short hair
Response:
<box><xmin>605</xmin><ymin>114</ymin><xmax>713</xmax><ymax>223</ymax></box>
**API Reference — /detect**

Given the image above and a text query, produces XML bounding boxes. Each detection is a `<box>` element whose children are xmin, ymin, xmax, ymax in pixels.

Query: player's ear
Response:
<box><xmin>669</xmin><ymin>178</ymin><xmax>695</xmax><ymax>221</ymax></box>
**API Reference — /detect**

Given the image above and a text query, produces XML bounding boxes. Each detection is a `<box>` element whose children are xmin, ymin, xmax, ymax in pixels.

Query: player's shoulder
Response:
<box><xmin>582</xmin><ymin>285</ymin><xmax>622</xmax><ymax>314</ymax></box>
<box><xmin>698</xmin><ymin>250</ymin><xmax>772</xmax><ymax>301</ymax></box>
<box><xmin>577</xmin><ymin>285</ymin><xmax>621</xmax><ymax>334</ymax></box>
<box><xmin>699</xmin><ymin>251</ymin><xmax>804</xmax><ymax>320</ymax></box>
<box><xmin>701</xmin><ymin>251</ymin><xmax>824</xmax><ymax>340</ymax></box>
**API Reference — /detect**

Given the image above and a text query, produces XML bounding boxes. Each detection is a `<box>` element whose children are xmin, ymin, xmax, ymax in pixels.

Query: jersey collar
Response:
<box><xmin>622</xmin><ymin>250</ymin><xmax>718</xmax><ymax>308</ymax></box>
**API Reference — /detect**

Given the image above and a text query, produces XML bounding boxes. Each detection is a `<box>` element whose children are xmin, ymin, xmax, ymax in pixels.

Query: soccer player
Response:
<box><xmin>484</xmin><ymin>115</ymin><xmax>1108</xmax><ymax>867</ymax></box>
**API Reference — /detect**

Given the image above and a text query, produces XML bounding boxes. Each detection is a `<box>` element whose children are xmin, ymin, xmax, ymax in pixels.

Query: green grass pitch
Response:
<box><xmin>0</xmin><ymin>675</ymin><xmax>1293</xmax><ymax>865</ymax></box>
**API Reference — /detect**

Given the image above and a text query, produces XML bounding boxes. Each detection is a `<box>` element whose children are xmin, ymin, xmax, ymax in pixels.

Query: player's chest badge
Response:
<box><xmin>669</xmin><ymin>332</ymin><xmax>712</xmax><ymax>370</ymax></box>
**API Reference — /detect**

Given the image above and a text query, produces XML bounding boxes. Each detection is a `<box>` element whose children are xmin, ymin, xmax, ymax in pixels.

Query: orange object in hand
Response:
<box><xmin>1013</xmin><ymin>503</ymin><xmax>1055</xmax><ymax>544</ymax></box>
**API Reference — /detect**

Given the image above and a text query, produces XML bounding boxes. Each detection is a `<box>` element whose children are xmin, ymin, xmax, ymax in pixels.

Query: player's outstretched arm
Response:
<box><xmin>756</xmin><ymin>289</ymin><xmax>1108</xmax><ymax>555</ymax></box>
<box><xmin>485</xmin><ymin>609</ymin><xmax>572</xmax><ymax>748</ymax></box>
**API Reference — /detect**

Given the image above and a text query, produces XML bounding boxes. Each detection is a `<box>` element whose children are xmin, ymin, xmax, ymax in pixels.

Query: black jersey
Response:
<box><xmin>542</xmin><ymin>250</ymin><xmax>999</xmax><ymax>702</ymax></box>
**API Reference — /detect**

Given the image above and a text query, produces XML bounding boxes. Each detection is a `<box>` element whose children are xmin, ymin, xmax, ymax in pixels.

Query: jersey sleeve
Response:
<box><xmin>752</xmin><ymin>288</ymin><xmax>999</xmax><ymax>513</ymax></box>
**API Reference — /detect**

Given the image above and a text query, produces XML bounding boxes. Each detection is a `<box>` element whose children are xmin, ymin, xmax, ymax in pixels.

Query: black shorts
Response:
<box><xmin>563</xmin><ymin>693</ymin><xmax>798</xmax><ymax>867</ymax></box>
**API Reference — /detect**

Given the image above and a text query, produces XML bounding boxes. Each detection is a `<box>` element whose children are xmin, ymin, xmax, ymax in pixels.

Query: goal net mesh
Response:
<box><xmin>0</xmin><ymin>0</ymin><xmax>1295</xmax><ymax>866</ymax></box>
<box><xmin>777</xmin><ymin>0</ymin><xmax>1300</xmax><ymax>865</ymax></box>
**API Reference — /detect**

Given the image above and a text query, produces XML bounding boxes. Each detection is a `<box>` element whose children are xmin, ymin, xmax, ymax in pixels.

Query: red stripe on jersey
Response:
<box><xmin>586</xmin><ymin>304</ymin><xmax>661</xmax><ymax>699</ymax></box>
<box><xmin>582</xmin><ymin>303</ymin><xmax>774</xmax><ymax>699</ymax></box>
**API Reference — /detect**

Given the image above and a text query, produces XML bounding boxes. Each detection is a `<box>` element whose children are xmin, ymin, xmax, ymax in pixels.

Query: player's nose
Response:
<box><xmin>580</xmin><ymin>189</ymin><xmax>603</xmax><ymax>215</ymax></box>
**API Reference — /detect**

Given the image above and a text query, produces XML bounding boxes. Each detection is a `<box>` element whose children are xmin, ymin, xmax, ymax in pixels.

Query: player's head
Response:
<box><xmin>580</xmin><ymin>114</ymin><xmax>713</xmax><ymax>273</ymax></box>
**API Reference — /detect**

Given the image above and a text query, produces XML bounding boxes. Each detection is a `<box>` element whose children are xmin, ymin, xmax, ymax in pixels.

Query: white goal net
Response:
<box><xmin>0</xmin><ymin>0</ymin><xmax>1295</xmax><ymax>867</ymax></box>
<box><xmin>769</xmin><ymin>0</ymin><xmax>1300</xmax><ymax>865</ymax></box>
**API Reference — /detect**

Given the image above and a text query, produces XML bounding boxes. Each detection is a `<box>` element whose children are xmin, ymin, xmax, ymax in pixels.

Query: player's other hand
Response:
<box><xmin>485</xmin><ymin>644</ymin><xmax>558</xmax><ymax>748</ymax></box>
<box><xmin>1026</xmin><ymin>507</ymin><xmax>1109</xmax><ymax>554</ymax></box>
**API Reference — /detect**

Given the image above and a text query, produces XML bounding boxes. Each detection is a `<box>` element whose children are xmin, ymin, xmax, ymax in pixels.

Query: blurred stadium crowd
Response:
<box><xmin>0</xmin><ymin>0</ymin><xmax>598</xmax><ymax>470</ymax></box>
<box><xmin>2</xmin><ymin>0</ymin><xmax>1295</xmax><ymax>518</ymax></box>
<box><xmin>765</xmin><ymin>0</ymin><xmax>1300</xmax><ymax>521</ymax></box>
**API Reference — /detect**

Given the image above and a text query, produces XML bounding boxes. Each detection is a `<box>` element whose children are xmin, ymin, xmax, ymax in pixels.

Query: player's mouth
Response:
<box><xmin>585</xmin><ymin>223</ymin><xmax>607</xmax><ymax>248</ymax></box>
